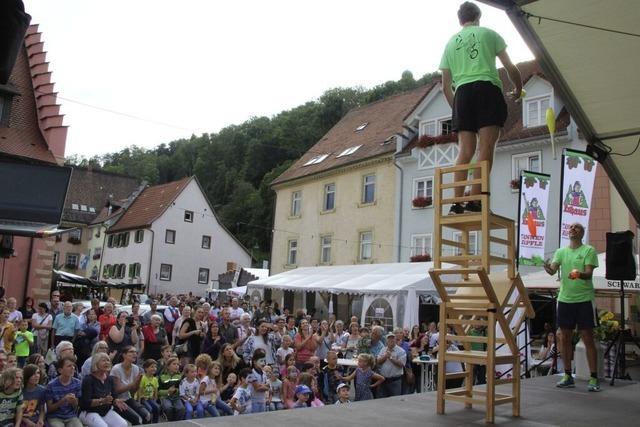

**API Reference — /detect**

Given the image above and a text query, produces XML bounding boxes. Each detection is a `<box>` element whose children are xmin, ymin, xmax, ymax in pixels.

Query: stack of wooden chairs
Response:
<box><xmin>428</xmin><ymin>161</ymin><xmax>534</xmax><ymax>424</ymax></box>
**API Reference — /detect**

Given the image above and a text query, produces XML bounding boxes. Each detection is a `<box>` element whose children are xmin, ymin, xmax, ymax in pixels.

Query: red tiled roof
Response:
<box><xmin>400</xmin><ymin>61</ymin><xmax>570</xmax><ymax>154</ymax></box>
<box><xmin>108</xmin><ymin>177</ymin><xmax>192</xmax><ymax>233</ymax></box>
<box><xmin>271</xmin><ymin>84</ymin><xmax>435</xmax><ymax>186</ymax></box>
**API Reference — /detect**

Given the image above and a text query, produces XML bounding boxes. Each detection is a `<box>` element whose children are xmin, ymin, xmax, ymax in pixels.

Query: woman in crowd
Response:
<box><xmin>294</xmin><ymin>319</ymin><xmax>317</xmax><ymax>369</ymax></box>
<box><xmin>243</xmin><ymin>321</ymin><xmax>281</xmax><ymax>365</ymax></box>
<box><xmin>108</xmin><ymin>311</ymin><xmax>139</xmax><ymax>364</ymax></box>
<box><xmin>31</xmin><ymin>304</ymin><xmax>52</xmax><ymax>356</ymax></box>
<box><xmin>20</xmin><ymin>296</ymin><xmax>36</xmax><ymax>325</ymax></box>
<box><xmin>79</xmin><ymin>352</ymin><xmax>128</xmax><ymax>427</ymax></box>
<box><xmin>344</xmin><ymin>322</ymin><xmax>360</xmax><ymax>359</ymax></box>
<box><xmin>140</xmin><ymin>314</ymin><xmax>168</xmax><ymax>361</ymax></box>
<box><xmin>177</xmin><ymin>306</ymin><xmax>204</xmax><ymax>365</ymax></box>
<box><xmin>217</xmin><ymin>343</ymin><xmax>246</xmax><ymax>381</ymax></box>
<box><xmin>201</xmin><ymin>321</ymin><xmax>225</xmax><ymax>360</ymax></box>
<box><xmin>26</xmin><ymin>353</ymin><xmax>48</xmax><ymax>385</ymax></box>
<box><xmin>98</xmin><ymin>303</ymin><xmax>116</xmax><ymax>341</ymax></box>
<box><xmin>81</xmin><ymin>341</ymin><xmax>110</xmax><ymax>379</ymax></box>
<box><xmin>314</xmin><ymin>320</ymin><xmax>334</xmax><ymax>362</ymax></box>
<box><xmin>111</xmin><ymin>346</ymin><xmax>150</xmax><ymax>425</ymax></box>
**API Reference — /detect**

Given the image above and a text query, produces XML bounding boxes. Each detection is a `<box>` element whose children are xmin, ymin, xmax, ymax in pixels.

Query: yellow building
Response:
<box><xmin>270</xmin><ymin>86</ymin><xmax>432</xmax><ymax>314</ymax></box>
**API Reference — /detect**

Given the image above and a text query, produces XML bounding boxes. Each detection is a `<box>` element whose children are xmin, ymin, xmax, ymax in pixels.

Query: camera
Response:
<box><xmin>126</xmin><ymin>316</ymin><xmax>134</xmax><ymax>327</ymax></box>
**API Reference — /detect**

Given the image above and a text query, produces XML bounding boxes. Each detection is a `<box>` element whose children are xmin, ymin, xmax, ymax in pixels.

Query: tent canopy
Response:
<box><xmin>247</xmin><ymin>262</ymin><xmax>452</xmax><ymax>296</ymax></box>
<box><xmin>480</xmin><ymin>0</ymin><xmax>640</xmax><ymax>223</ymax></box>
<box><xmin>54</xmin><ymin>269</ymin><xmax>99</xmax><ymax>288</ymax></box>
<box><xmin>521</xmin><ymin>253</ymin><xmax>640</xmax><ymax>293</ymax></box>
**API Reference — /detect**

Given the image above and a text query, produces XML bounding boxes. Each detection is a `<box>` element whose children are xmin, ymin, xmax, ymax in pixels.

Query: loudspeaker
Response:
<box><xmin>606</xmin><ymin>231</ymin><xmax>636</xmax><ymax>281</ymax></box>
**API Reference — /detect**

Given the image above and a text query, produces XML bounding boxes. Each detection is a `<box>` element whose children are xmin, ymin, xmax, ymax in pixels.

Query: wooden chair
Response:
<box><xmin>428</xmin><ymin>161</ymin><xmax>534</xmax><ymax>424</ymax></box>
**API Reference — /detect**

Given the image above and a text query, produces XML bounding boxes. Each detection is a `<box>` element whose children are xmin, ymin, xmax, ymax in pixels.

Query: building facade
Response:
<box><xmin>102</xmin><ymin>177</ymin><xmax>251</xmax><ymax>296</ymax></box>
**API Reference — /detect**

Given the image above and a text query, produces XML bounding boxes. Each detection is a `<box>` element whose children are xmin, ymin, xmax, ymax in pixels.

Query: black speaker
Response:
<box><xmin>606</xmin><ymin>231</ymin><xmax>636</xmax><ymax>281</ymax></box>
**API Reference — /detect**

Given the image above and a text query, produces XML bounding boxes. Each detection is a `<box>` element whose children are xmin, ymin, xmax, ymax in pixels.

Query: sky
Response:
<box><xmin>24</xmin><ymin>0</ymin><xmax>533</xmax><ymax>158</ymax></box>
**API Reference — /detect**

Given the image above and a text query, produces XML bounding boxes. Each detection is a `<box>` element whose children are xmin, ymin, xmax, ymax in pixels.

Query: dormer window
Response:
<box><xmin>303</xmin><ymin>154</ymin><xmax>329</xmax><ymax>166</ymax></box>
<box><xmin>355</xmin><ymin>122</ymin><xmax>368</xmax><ymax>132</ymax></box>
<box><xmin>419</xmin><ymin>117</ymin><xmax>452</xmax><ymax>137</ymax></box>
<box><xmin>524</xmin><ymin>95</ymin><xmax>551</xmax><ymax>128</ymax></box>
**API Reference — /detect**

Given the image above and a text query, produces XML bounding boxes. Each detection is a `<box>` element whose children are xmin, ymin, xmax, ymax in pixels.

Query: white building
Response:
<box><xmin>101</xmin><ymin>177</ymin><xmax>251</xmax><ymax>295</ymax></box>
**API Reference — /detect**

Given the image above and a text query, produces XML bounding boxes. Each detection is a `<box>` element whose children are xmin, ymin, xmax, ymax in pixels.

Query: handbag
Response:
<box><xmin>174</xmin><ymin>339</ymin><xmax>190</xmax><ymax>355</ymax></box>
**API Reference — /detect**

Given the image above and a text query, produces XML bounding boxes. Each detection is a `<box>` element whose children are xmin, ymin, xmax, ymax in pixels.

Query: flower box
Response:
<box><xmin>412</xmin><ymin>196</ymin><xmax>433</xmax><ymax>208</ymax></box>
<box><xmin>410</xmin><ymin>254</ymin><xmax>432</xmax><ymax>262</ymax></box>
<box><xmin>67</xmin><ymin>237</ymin><xmax>81</xmax><ymax>245</ymax></box>
<box><xmin>510</xmin><ymin>179</ymin><xmax>521</xmax><ymax>190</ymax></box>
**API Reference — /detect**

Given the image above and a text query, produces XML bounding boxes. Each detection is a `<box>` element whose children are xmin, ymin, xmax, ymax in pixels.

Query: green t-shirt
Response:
<box><xmin>14</xmin><ymin>330</ymin><xmax>33</xmax><ymax>357</ymax></box>
<box><xmin>138</xmin><ymin>375</ymin><xmax>158</xmax><ymax>400</ymax></box>
<box><xmin>440</xmin><ymin>26</ymin><xmax>506</xmax><ymax>90</ymax></box>
<box><xmin>468</xmin><ymin>327</ymin><xmax>486</xmax><ymax>351</ymax></box>
<box><xmin>552</xmin><ymin>244</ymin><xmax>599</xmax><ymax>303</ymax></box>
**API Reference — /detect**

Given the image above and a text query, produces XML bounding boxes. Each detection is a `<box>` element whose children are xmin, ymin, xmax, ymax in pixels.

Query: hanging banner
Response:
<box><xmin>559</xmin><ymin>149</ymin><xmax>598</xmax><ymax>247</ymax></box>
<box><xmin>517</xmin><ymin>171</ymin><xmax>551</xmax><ymax>266</ymax></box>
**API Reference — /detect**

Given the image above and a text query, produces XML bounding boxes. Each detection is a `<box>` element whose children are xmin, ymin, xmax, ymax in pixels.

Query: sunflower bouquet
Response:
<box><xmin>594</xmin><ymin>310</ymin><xmax>620</xmax><ymax>342</ymax></box>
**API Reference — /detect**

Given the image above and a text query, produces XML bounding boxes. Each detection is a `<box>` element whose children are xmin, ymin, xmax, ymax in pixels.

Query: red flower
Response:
<box><xmin>410</xmin><ymin>254</ymin><xmax>432</xmax><ymax>262</ymax></box>
<box><xmin>412</xmin><ymin>196</ymin><xmax>433</xmax><ymax>208</ymax></box>
<box><xmin>510</xmin><ymin>179</ymin><xmax>521</xmax><ymax>190</ymax></box>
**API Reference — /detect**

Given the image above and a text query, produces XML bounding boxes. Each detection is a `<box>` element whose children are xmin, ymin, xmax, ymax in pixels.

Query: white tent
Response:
<box><xmin>247</xmin><ymin>262</ymin><xmax>454</xmax><ymax>328</ymax></box>
<box><xmin>521</xmin><ymin>253</ymin><xmax>640</xmax><ymax>293</ymax></box>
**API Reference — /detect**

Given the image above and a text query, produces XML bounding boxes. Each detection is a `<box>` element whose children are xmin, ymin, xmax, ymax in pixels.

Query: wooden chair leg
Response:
<box><xmin>465</xmin><ymin>364</ymin><xmax>474</xmax><ymax>409</ymax></box>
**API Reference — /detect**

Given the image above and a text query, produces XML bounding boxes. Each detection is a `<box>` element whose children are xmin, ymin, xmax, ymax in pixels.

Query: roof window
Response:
<box><xmin>355</xmin><ymin>122</ymin><xmax>368</xmax><ymax>132</ymax></box>
<box><xmin>303</xmin><ymin>154</ymin><xmax>329</xmax><ymax>166</ymax></box>
<box><xmin>336</xmin><ymin>145</ymin><xmax>362</xmax><ymax>158</ymax></box>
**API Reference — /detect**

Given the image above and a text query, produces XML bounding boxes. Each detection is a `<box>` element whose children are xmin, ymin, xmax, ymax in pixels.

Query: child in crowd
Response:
<box><xmin>322</xmin><ymin>351</ymin><xmax>343</xmax><ymax>404</ymax></box>
<box><xmin>14</xmin><ymin>320</ymin><xmax>33</xmax><ymax>367</ymax></box>
<box><xmin>0</xmin><ymin>367</ymin><xmax>24</xmax><ymax>426</ymax></box>
<box><xmin>248</xmin><ymin>349</ymin><xmax>270</xmax><ymax>413</ymax></box>
<box><xmin>158</xmin><ymin>357</ymin><xmax>185</xmax><ymax>421</ymax></box>
<box><xmin>264</xmin><ymin>365</ymin><xmax>283</xmax><ymax>411</ymax></box>
<box><xmin>334</xmin><ymin>383</ymin><xmax>351</xmax><ymax>405</ymax></box>
<box><xmin>6</xmin><ymin>353</ymin><xmax>17</xmax><ymax>369</ymax></box>
<box><xmin>220</xmin><ymin>373</ymin><xmax>237</xmax><ymax>403</ymax></box>
<box><xmin>138</xmin><ymin>359</ymin><xmax>160</xmax><ymax>423</ymax></box>
<box><xmin>180</xmin><ymin>364</ymin><xmax>202</xmax><ymax>419</ymax></box>
<box><xmin>156</xmin><ymin>345</ymin><xmax>174</xmax><ymax>377</ymax></box>
<box><xmin>25</xmin><ymin>354</ymin><xmax>48</xmax><ymax>386</ymax></box>
<box><xmin>292</xmin><ymin>384</ymin><xmax>311</xmax><ymax>409</ymax></box>
<box><xmin>282</xmin><ymin>365</ymin><xmax>298</xmax><ymax>409</ymax></box>
<box><xmin>21</xmin><ymin>364</ymin><xmax>45</xmax><ymax>427</ymax></box>
<box><xmin>340</xmin><ymin>353</ymin><xmax>384</xmax><ymax>401</ymax></box>
<box><xmin>198</xmin><ymin>364</ymin><xmax>220</xmax><ymax>417</ymax></box>
<box><xmin>276</xmin><ymin>335</ymin><xmax>295</xmax><ymax>371</ymax></box>
<box><xmin>280</xmin><ymin>353</ymin><xmax>298</xmax><ymax>379</ymax></box>
<box><xmin>297</xmin><ymin>372</ymin><xmax>324</xmax><ymax>407</ymax></box>
<box><xmin>209</xmin><ymin>361</ymin><xmax>233</xmax><ymax>416</ymax></box>
<box><xmin>230</xmin><ymin>368</ymin><xmax>252</xmax><ymax>415</ymax></box>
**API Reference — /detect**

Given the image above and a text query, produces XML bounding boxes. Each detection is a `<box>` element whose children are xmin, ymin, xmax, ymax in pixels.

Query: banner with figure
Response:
<box><xmin>559</xmin><ymin>149</ymin><xmax>598</xmax><ymax>247</ymax></box>
<box><xmin>517</xmin><ymin>171</ymin><xmax>551</xmax><ymax>266</ymax></box>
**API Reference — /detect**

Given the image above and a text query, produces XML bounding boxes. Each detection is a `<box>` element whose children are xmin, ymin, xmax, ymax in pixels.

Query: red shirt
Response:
<box><xmin>98</xmin><ymin>313</ymin><xmax>115</xmax><ymax>340</ymax></box>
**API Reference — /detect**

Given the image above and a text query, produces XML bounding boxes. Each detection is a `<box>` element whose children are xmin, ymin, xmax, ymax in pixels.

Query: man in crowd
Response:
<box><xmin>163</xmin><ymin>296</ymin><xmax>179</xmax><ymax>344</ymax></box>
<box><xmin>52</xmin><ymin>302</ymin><xmax>79</xmax><ymax>345</ymax></box>
<box><xmin>49</xmin><ymin>290</ymin><xmax>63</xmax><ymax>318</ymax></box>
<box><xmin>6</xmin><ymin>297</ymin><xmax>22</xmax><ymax>324</ymax></box>
<box><xmin>229</xmin><ymin>298</ymin><xmax>245</xmax><ymax>322</ymax></box>
<box><xmin>370</xmin><ymin>326</ymin><xmax>385</xmax><ymax>357</ymax></box>
<box><xmin>544</xmin><ymin>222</ymin><xmax>600</xmax><ymax>392</ymax></box>
<box><xmin>376</xmin><ymin>332</ymin><xmax>406</xmax><ymax>398</ymax></box>
<box><xmin>142</xmin><ymin>299</ymin><xmax>160</xmax><ymax>325</ymax></box>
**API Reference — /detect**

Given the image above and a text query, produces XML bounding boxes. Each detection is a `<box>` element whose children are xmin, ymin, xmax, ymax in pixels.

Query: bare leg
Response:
<box><xmin>560</xmin><ymin>328</ymin><xmax>574</xmax><ymax>372</ymax></box>
<box><xmin>454</xmin><ymin>131</ymin><xmax>477</xmax><ymax>198</ymax></box>
<box><xmin>581</xmin><ymin>328</ymin><xmax>598</xmax><ymax>374</ymax></box>
<box><xmin>473</xmin><ymin>126</ymin><xmax>501</xmax><ymax>195</ymax></box>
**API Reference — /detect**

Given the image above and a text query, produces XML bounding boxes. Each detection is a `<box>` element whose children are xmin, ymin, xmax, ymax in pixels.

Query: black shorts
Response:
<box><xmin>452</xmin><ymin>80</ymin><xmax>507</xmax><ymax>133</ymax></box>
<box><xmin>557</xmin><ymin>301</ymin><xmax>598</xmax><ymax>330</ymax></box>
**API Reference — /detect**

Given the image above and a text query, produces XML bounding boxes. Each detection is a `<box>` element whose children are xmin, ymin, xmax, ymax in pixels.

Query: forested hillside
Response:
<box><xmin>67</xmin><ymin>70</ymin><xmax>440</xmax><ymax>264</ymax></box>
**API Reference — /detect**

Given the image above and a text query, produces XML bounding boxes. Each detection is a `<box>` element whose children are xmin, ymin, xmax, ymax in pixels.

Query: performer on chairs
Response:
<box><xmin>544</xmin><ymin>222</ymin><xmax>601</xmax><ymax>392</ymax></box>
<box><xmin>440</xmin><ymin>1</ymin><xmax>522</xmax><ymax>214</ymax></box>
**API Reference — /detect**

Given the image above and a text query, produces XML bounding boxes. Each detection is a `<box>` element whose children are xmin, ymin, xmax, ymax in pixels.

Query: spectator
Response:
<box><xmin>229</xmin><ymin>368</ymin><xmax>251</xmax><ymax>415</ymax></box>
<box><xmin>20</xmin><ymin>296</ymin><xmax>36</xmax><ymax>326</ymax></box>
<box><xmin>180</xmin><ymin>364</ymin><xmax>201</xmax><ymax>419</ymax></box>
<box><xmin>0</xmin><ymin>367</ymin><xmax>23</xmax><ymax>426</ymax></box>
<box><xmin>176</xmin><ymin>306</ymin><xmax>205</xmax><ymax>365</ymax></box>
<box><xmin>294</xmin><ymin>319</ymin><xmax>317</xmax><ymax>369</ymax></box>
<box><xmin>0</xmin><ymin>350</ymin><xmax>6</xmax><ymax>374</ymax></box>
<box><xmin>108</xmin><ymin>312</ymin><xmax>139</xmax><ymax>364</ymax></box>
<box><xmin>333</xmin><ymin>320</ymin><xmax>349</xmax><ymax>350</ymax></box>
<box><xmin>243</xmin><ymin>321</ymin><xmax>281</xmax><ymax>365</ymax></box>
<box><xmin>292</xmin><ymin>384</ymin><xmax>311</xmax><ymax>409</ymax></box>
<box><xmin>228</xmin><ymin>298</ymin><xmax>245</xmax><ymax>322</ymax></box>
<box><xmin>48</xmin><ymin>291</ymin><xmax>62</xmax><ymax>318</ymax></box>
<box><xmin>140</xmin><ymin>314</ymin><xmax>168</xmax><ymax>361</ymax></box>
<box><xmin>248</xmin><ymin>348</ymin><xmax>269</xmax><ymax>413</ymax></box>
<box><xmin>98</xmin><ymin>303</ymin><xmax>116</xmax><ymax>342</ymax></box>
<box><xmin>81</xmin><ymin>341</ymin><xmax>110</xmax><ymax>379</ymax></box>
<box><xmin>201</xmin><ymin>322</ymin><xmax>225</xmax><ymax>360</ymax></box>
<box><xmin>26</xmin><ymin>354</ymin><xmax>48</xmax><ymax>386</ymax></box>
<box><xmin>339</xmin><ymin>353</ymin><xmax>384</xmax><ymax>401</ymax></box>
<box><xmin>141</xmin><ymin>299</ymin><xmax>159</xmax><ymax>326</ymax></box>
<box><xmin>21</xmin><ymin>364</ymin><xmax>46</xmax><ymax>427</ymax></box>
<box><xmin>163</xmin><ymin>297</ymin><xmax>180</xmax><ymax>345</ymax></box>
<box><xmin>52</xmin><ymin>302</ymin><xmax>79</xmax><ymax>346</ymax></box>
<box><xmin>137</xmin><ymin>359</ymin><xmax>159</xmax><ymax>423</ymax></box>
<box><xmin>14</xmin><ymin>319</ymin><xmax>33</xmax><ymax>367</ymax></box>
<box><xmin>110</xmin><ymin>346</ymin><xmax>149</xmax><ymax>425</ymax></box>
<box><xmin>158</xmin><ymin>357</ymin><xmax>185</xmax><ymax>421</ymax></box>
<box><xmin>90</xmin><ymin>299</ymin><xmax>103</xmax><ymax>319</ymax></box>
<box><xmin>344</xmin><ymin>322</ymin><xmax>360</xmax><ymax>359</ymax></box>
<box><xmin>45</xmin><ymin>357</ymin><xmax>83</xmax><ymax>427</ymax></box>
<box><xmin>75</xmin><ymin>309</ymin><xmax>100</xmax><ymax>369</ymax></box>
<box><xmin>235</xmin><ymin>314</ymin><xmax>254</xmax><ymax>356</ymax></box>
<box><xmin>47</xmin><ymin>341</ymin><xmax>76</xmax><ymax>381</ymax></box>
<box><xmin>265</xmin><ymin>365</ymin><xmax>283</xmax><ymax>411</ymax></box>
<box><xmin>0</xmin><ymin>309</ymin><xmax>15</xmax><ymax>353</ymax></box>
<box><xmin>31</xmin><ymin>303</ymin><xmax>53</xmax><ymax>356</ymax></box>
<box><xmin>334</xmin><ymin>383</ymin><xmax>351</xmax><ymax>405</ymax></box>
<box><xmin>376</xmin><ymin>332</ymin><xmax>406</xmax><ymax>398</ymax></box>
<box><xmin>314</xmin><ymin>320</ymin><xmax>334</xmax><ymax>363</ymax></box>
<box><xmin>78</xmin><ymin>353</ymin><xmax>128</xmax><ymax>427</ymax></box>
<box><xmin>7</xmin><ymin>297</ymin><xmax>23</xmax><ymax>324</ymax></box>
<box><xmin>369</xmin><ymin>326</ymin><xmax>385</xmax><ymax>357</ymax></box>
<box><xmin>218</xmin><ymin>309</ymin><xmax>239</xmax><ymax>346</ymax></box>
<box><xmin>322</xmin><ymin>351</ymin><xmax>343</xmax><ymax>404</ymax></box>
<box><xmin>72</xmin><ymin>303</ymin><xmax>85</xmax><ymax>328</ymax></box>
